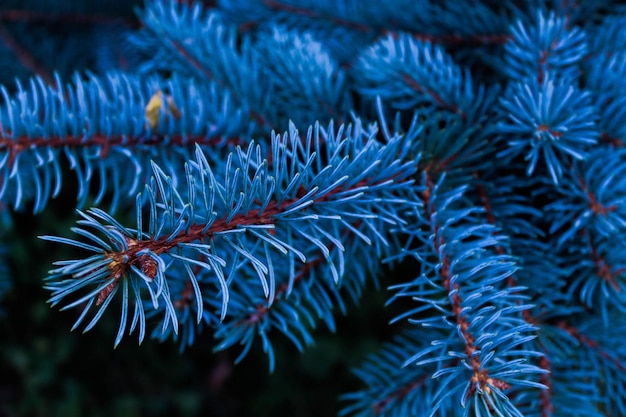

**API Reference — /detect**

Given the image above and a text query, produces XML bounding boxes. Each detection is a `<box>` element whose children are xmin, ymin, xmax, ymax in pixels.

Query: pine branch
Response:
<box><xmin>547</xmin><ymin>149</ymin><xmax>626</xmax><ymax>244</ymax></box>
<box><xmin>352</xmin><ymin>34</ymin><xmax>477</xmax><ymax>119</ymax></box>
<box><xmin>504</xmin><ymin>11</ymin><xmax>587</xmax><ymax>83</ymax></box>
<box><xmin>496</xmin><ymin>75</ymin><xmax>598</xmax><ymax>183</ymax></box>
<box><xmin>373</xmin><ymin>176</ymin><xmax>544</xmax><ymax>416</ymax></box>
<box><xmin>0</xmin><ymin>72</ymin><xmax>249</xmax><ymax>211</ymax></box>
<box><xmin>341</xmin><ymin>328</ymin><xmax>462</xmax><ymax>416</ymax></box>
<box><xmin>42</xmin><ymin>120</ymin><xmax>418</xmax><ymax>347</ymax></box>
<box><xmin>3</xmin><ymin>1</ymin><xmax>626</xmax><ymax>415</ymax></box>
<box><xmin>212</xmin><ymin>218</ymin><xmax>381</xmax><ymax>371</ymax></box>
<box><xmin>135</xmin><ymin>1</ymin><xmax>351</xmax><ymax>131</ymax></box>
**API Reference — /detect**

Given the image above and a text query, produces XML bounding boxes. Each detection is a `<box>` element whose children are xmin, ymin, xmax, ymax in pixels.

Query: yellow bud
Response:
<box><xmin>145</xmin><ymin>90</ymin><xmax>181</xmax><ymax>129</ymax></box>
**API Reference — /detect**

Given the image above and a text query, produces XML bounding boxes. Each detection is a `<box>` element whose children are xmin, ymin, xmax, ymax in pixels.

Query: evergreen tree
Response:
<box><xmin>1</xmin><ymin>0</ymin><xmax>626</xmax><ymax>415</ymax></box>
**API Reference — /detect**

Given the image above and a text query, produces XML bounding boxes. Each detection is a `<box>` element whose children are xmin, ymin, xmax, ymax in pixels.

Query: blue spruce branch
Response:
<box><xmin>1</xmin><ymin>0</ymin><xmax>626</xmax><ymax>415</ymax></box>
<box><xmin>0</xmin><ymin>72</ymin><xmax>250</xmax><ymax>212</ymax></box>
<box><xmin>42</xmin><ymin>120</ymin><xmax>418</xmax><ymax>348</ymax></box>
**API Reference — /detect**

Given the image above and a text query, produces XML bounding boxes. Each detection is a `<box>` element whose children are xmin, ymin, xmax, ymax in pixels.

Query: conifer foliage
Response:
<box><xmin>1</xmin><ymin>0</ymin><xmax>626</xmax><ymax>415</ymax></box>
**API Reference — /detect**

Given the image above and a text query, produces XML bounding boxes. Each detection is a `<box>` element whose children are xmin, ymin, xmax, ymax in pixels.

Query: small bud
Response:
<box><xmin>145</xmin><ymin>90</ymin><xmax>181</xmax><ymax>129</ymax></box>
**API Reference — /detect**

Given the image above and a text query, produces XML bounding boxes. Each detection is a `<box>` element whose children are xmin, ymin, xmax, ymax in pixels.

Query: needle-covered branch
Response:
<box><xmin>42</xmin><ymin>120</ymin><xmax>419</xmax><ymax>346</ymax></box>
